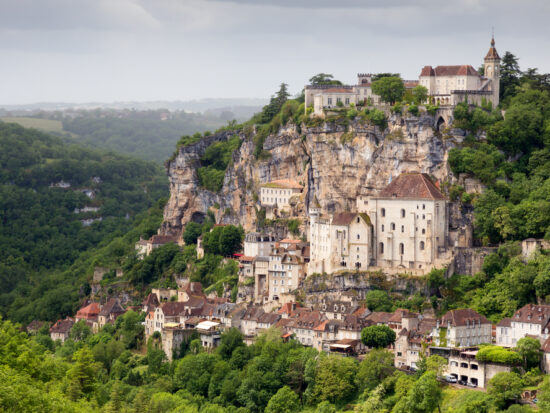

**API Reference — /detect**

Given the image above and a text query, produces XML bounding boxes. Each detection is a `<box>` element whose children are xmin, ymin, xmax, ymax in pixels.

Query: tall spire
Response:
<box><xmin>485</xmin><ymin>33</ymin><xmax>499</xmax><ymax>60</ymax></box>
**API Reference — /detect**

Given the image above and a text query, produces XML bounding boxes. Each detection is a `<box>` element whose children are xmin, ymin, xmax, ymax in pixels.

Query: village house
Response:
<box><xmin>196</xmin><ymin>320</ymin><xmax>222</xmax><ymax>349</ymax></box>
<box><xmin>241</xmin><ymin>306</ymin><xmax>266</xmax><ymax>337</ymax></box>
<box><xmin>268</xmin><ymin>251</ymin><xmax>305</xmax><ymax>301</ymax></box>
<box><xmin>162</xmin><ymin>324</ymin><xmax>195</xmax><ymax>361</ymax></box>
<box><xmin>308</xmin><ymin>211</ymin><xmax>373</xmax><ymax>275</ymax></box>
<box><xmin>501</xmin><ymin>304</ymin><xmax>550</xmax><ymax>346</ymax></box>
<box><xmin>50</xmin><ymin>318</ymin><xmax>75</xmax><ymax>343</ymax></box>
<box><xmin>75</xmin><ymin>302</ymin><xmax>100</xmax><ymax>323</ymax></box>
<box><xmin>316</xmin><ymin>299</ymin><xmax>361</xmax><ymax>321</ymax></box>
<box><xmin>244</xmin><ymin>232</ymin><xmax>276</xmax><ymax>257</ymax></box>
<box><xmin>495</xmin><ymin>318</ymin><xmax>512</xmax><ymax>346</ymax></box>
<box><xmin>432</xmin><ymin>309</ymin><xmax>492</xmax><ymax>348</ymax></box>
<box><xmin>446</xmin><ymin>348</ymin><xmax>511</xmax><ymax>388</ymax></box>
<box><xmin>142</xmin><ymin>293</ymin><xmax>160</xmax><ymax>313</ymax></box>
<box><xmin>97</xmin><ymin>298</ymin><xmax>125</xmax><ymax>330</ymax></box>
<box><xmin>357</xmin><ymin>173</ymin><xmax>449</xmax><ymax>273</ymax></box>
<box><xmin>135</xmin><ymin>234</ymin><xmax>180</xmax><ymax>258</ymax></box>
<box><xmin>253</xmin><ymin>257</ymin><xmax>270</xmax><ymax>303</ymax></box>
<box><xmin>394</xmin><ymin>317</ymin><xmax>436</xmax><ymax>369</ymax></box>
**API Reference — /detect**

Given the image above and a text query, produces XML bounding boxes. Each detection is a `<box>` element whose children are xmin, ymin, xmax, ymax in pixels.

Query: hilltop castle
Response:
<box><xmin>304</xmin><ymin>36</ymin><xmax>500</xmax><ymax>116</ymax></box>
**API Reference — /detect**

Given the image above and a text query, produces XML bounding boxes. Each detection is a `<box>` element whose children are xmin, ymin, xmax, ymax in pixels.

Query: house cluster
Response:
<box><xmin>49</xmin><ymin>298</ymin><xmax>126</xmax><ymax>342</ymax></box>
<box><xmin>304</xmin><ymin>37</ymin><xmax>500</xmax><ymax>117</ymax></box>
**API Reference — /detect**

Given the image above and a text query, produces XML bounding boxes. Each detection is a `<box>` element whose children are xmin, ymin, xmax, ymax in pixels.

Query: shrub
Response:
<box><xmin>408</xmin><ymin>104</ymin><xmax>419</xmax><ymax>116</ymax></box>
<box><xmin>475</xmin><ymin>345</ymin><xmax>522</xmax><ymax>365</ymax></box>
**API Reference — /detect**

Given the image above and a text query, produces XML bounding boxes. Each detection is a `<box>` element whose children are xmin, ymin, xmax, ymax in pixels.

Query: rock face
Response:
<box><xmin>161</xmin><ymin>114</ymin><xmax>464</xmax><ymax>236</ymax></box>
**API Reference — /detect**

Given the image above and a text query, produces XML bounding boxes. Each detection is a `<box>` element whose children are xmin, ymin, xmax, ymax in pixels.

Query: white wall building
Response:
<box><xmin>308</xmin><ymin>211</ymin><xmax>373</xmax><ymax>275</ymax></box>
<box><xmin>432</xmin><ymin>309</ymin><xmax>492</xmax><ymax>348</ymax></box>
<box><xmin>358</xmin><ymin>173</ymin><xmax>448</xmax><ymax>272</ymax></box>
<box><xmin>260</xmin><ymin>180</ymin><xmax>303</xmax><ymax>210</ymax></box>
<box><xmin>244</xmin><ymin>232</ymin><xmax>276</xmax><ymax>257</ymax></box>
<box><xmin>503</xmin><ymin>304</ymin><xmax>550</xmax><ymax>346</ymax></box>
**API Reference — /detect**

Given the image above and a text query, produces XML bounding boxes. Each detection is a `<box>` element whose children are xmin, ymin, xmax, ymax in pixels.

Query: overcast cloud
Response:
<box><xmin>0</xmin><ymin>0</ymin><xmax>548</xmax><ymax>105</ymax></box>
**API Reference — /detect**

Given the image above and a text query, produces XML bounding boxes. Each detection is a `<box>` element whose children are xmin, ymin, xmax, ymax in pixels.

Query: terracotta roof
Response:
<box><xmin>404</xmin><ymin>81</ymin><xmax>419</xmax><ymax>88</ymax></box>
<box><xmin>377</xmin><ymin>173</ymin><xmax>445</xmax><ymax>200</ymax></box>
<box><xmin>261</xmin><ymin>179</ymin><xmax>303</xmax><ymax>190</ymax></box>
<box><xmin>542</xmin><ymin>337</ymin><xmax>550</xmax><ymax>353</ymax></box>
<box><xmin>420</xmin><ymin>65</ymin><xmax>480</xmax><ymax>77</ymax></box>
<box><xmin>160</xmin><ymin>302</ymin><xmax>188</xmax><ymax>317</ymax></box>
<box><xmin>366</xmin><ymin>311</ymin><xmax>394</xmax><ymax>324</ymax></box>
<box><xmin>280</xmin><ymin>239</ymin><xmax>302</xmax><ymax>244</ymax></box>
<box><xmin>512</xmin><ymin>304</ymin><xmax>550</xmax><ymax>326</ymax></box>
<box><xmin>278</xmin><ymin>302</ymin><xmax>302</xmax><ymax>316</ymax></box>
<box><xmin>76</xmin><ymin>302</ymin><xmax>100</xmax><ymax>320</ymax></box>
<box><xmin>440</xmin><ymin>309</ymin><xmax>491</xmax><ymax>327</ymax></box>
<box><xmin>497</xmin><ymin>317</ymin><xmax>512</xmax><ymax>327</ymax></box>
<box><xmin>50</xmin><ymin>318</ymin><xmax>74</xmax><ymax>334</ymax></box>
<box><xmin>150</xmin><ymin>235</ymin><xmax>179</xmax><ymax>245</ymax></box>
<box><xmin>238</xmin><ymin>255</ymin><xmax>255</xmax><ymax>262</ymax></box>
<box><xmin>258</xmin><ymin>312</ymin><xmax>281</xmax><ymax>325</ymax></box>
<box><xmin>143</xmin><ymin>293</ymin><xmax>160</xmax><ymax>309</ymax></box>
<box><xmin>485</xmin><ymin>37</ymin><xmax>500</xmax><ymax>60</ymax></box>
<box><xmin>99</xmin><ymin>298</ymin><xmax>125</xmax><ymax>317</ymax></box>
<box><xmin>389</xmin><ymin>309</ymin><xmax>418</xmax><ymax>323</ymax></box>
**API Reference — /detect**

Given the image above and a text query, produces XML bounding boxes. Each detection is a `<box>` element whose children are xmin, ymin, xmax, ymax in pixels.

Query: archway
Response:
<box><xmin>436</xmin><ymin>116</ymin><xmax>446</xmax><ymax>131</ymax></box>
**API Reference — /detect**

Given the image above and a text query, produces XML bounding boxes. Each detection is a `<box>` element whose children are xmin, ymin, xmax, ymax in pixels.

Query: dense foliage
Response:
<box><xmin>61</xmin><ymin>109</ymin><xmax>227</xmax><ymax>162</ymax></box>
<box><xmin>0</xmin><ymin>122</ymin><xmax>168</xmax><ymax>322</ymax></box>
<box><xmin>197</xmin><ymin>135</ymin><xmax>242</xmax><ymax>192</ymax></box>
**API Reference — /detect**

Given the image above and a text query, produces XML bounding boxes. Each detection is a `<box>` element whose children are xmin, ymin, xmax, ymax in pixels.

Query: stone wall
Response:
<box><xmin>450</xmin><ymin>247</ymin><xmax>497</xmax><ymax>276</ymax></box>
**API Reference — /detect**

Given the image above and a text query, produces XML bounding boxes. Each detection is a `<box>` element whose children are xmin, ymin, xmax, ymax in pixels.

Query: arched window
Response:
<box><xmin>356</xmin><ymin>217</ymin><xmax>360</xmax><ymax>223</ymax></box>
<box><xmin>422</xmin><ymin>228</ymin><xmax>425</xmax><ymax>234</ymax></box>
<box><xmin>381</xmin><ymin>224</ymin><xmax>384</xmax><ymax>232</ymax></box>
<box><xmin>420</xmin><ymin>241</ymin><xmax>425</xmax><ymax>250</ymax></box>
<box><xmin>390</xmin><ymin>223</ymin><xmax>395</xmax><ymax>230</ymax></box>
<box><xmin>381</xmin><ymin>208</ymin><xmax>385</xmax><ymax>217</ymax></box>
<box><xmin>399</xmin><ymin>243</ymin><xmax>404</xmax><ymax>255</ymax></box>
<box><xmin>379</xmin><ymin>242</ymin><xmax>384</xmax><ymax>254</ymax></box>
<box><xmin>401</xmin><ymin>225</ymin><xmax>404</xmax><ymax>233</ymax></box>
<box><xmin>401</xmin><ymin>209</ymin><xmax>405</xmax><ymax>218</ymax></box>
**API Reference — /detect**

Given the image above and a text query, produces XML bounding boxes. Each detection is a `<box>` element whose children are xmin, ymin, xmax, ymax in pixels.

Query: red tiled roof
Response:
<box><xmin>377</xmin><ymin>173</ymin><xmax>445</xmax><ymax>200</ymax></box>
<box><xmin>512</xmin><ymin>304</ymin><xmax>550</xmax><ymax>326</ymax></box>
<box><xmin>421</xmin><ymin>65</ymin><xmax>480</xmax><ymax>77</ymax></box>
<box><xmin>366</xmin><ymin>312</ymin><xmax>394</xmax><ymax>324</ymax></box>
<box><xmin>280</xmin><ymin>239</ymin><xmax>302</xmax><ymax>244</ymax></box>
<box><xmin>323</xmin><ymin>88</ymin><xmax>355</xmax><ymax>94</ymax></box>
<box><xmin>497</xmin><ymin>317</ymin><xmax>512</xmax><ymax>327</ymax></box>
<box><xmin>50</xmin><ymin>318</ymin><xmax>74</xmax><ymax>334</ymax></box>
<box><xmin>76</xmin><ymin>302</ymin><xmax>100</xmax><ymax>319</ymax></box>
<box><xmin>441</xmin><ymin>309</ymin><xmax>491</xmax><ymax>327</ymax></box>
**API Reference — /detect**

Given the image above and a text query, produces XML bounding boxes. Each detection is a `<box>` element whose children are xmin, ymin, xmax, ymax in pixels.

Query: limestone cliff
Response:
<box><xmin>161</xmin><ymin>114</ymin><xmax>465</xmax><ymax>236</ymax></box>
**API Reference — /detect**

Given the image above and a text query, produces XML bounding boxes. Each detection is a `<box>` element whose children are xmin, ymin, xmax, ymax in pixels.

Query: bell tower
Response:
<box><xmin>484</xmin><ymin>35</ymin><xmax>501</xmax><ymax>107</ymax></box>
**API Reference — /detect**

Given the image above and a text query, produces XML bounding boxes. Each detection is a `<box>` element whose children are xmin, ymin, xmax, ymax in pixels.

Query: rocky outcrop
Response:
<box><xmin>161</xmin><ymin>114</ymin><xmax>465</xmax><ymax>236</ymax></box>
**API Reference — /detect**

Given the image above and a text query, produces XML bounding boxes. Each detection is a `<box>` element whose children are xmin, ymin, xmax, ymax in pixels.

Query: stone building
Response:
<box><xmin>243</xmin><ymin>232</ymin><xmax>276</xmax><ymax>257</ymax></box>
<box><xmin>260</xmin><ymin>180</ymin><xmax>303</xmax><ymax>218</ymax></box>
<box><xmin>446</xmin><ymin>348</ymin><xmax>511</xmax><ymax>388</ymax></box>
<box><xmin>358</xmin><ymin>172</ymin><xmax>448</xmax><ymax>272</ymax></box>
<box><xmin>268</xmin><ymin>251</ymin><xmax>305</xmax><ymax>301</ymax></box>
<box><xmin>432</xmin><ymin>309</ymin><xmax>492</xmax><ymax>347</ymax></box>
<box><xmin>308</xmin><ymin>211</ymin><xmax>373</xmax><ymax>275</ymax></box>
<box><xmin>50</xmin><ymin>318</ymin><xmax>75</xmax><ymax>343</ymax></box>
<box><xmin>304</xmin><ymin>37</ymin><xmax>500</xmax><ymax>115</ymax></box>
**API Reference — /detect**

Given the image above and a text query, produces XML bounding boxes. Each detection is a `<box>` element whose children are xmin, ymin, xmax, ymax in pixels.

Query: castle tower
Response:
<box><xmin>484</xmin><ymin>36</ymin><xmax>501</xmax><ymax>107</ymax></box>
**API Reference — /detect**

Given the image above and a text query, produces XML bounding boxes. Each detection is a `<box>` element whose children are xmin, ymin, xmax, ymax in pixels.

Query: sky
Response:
<box><xmin>1</xmin><ymin>0</ymin><xmax>549</xmax><ymax>105</ymax></box>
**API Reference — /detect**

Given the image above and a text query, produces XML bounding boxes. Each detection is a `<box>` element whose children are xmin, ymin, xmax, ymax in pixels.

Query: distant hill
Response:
<box><xmin>0</xmin><ymin>121</ymin><xmax>168</xmax><ymax>322</ymax></box>
<box><xmin>1</xmin><ymin>105</ymin><xmax>264</xmax><ymax>163</ymax></box>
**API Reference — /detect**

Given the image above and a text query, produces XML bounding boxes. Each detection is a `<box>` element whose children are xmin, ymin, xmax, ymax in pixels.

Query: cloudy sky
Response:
<box><xmin>1</xmin><ymin>0</ymin><xmax>549</xmax><ymax>104</ymax></box>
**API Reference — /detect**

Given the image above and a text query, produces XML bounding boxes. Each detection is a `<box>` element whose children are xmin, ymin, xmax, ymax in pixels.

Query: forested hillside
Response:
<box><xmin>0</xmin><ymin>121</ymin><xmax>168</xmax><ymax>322</ymax></box>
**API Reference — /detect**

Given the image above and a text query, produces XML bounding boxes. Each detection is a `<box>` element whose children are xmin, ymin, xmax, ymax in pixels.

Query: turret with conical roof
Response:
<box><xmin>484</xmin><ymin>35</ymin><xmax>500</xmax><ymax>106</ymax></box>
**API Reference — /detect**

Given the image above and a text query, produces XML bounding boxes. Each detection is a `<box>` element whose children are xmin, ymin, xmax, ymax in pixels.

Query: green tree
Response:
<box><xmin>183</xmin><ymin>222</ymin><xmax>203</xmax><ymax>245</ymax></box>
<box><xmin>66</xmin><ymin>347</ymin><xmax>100</xmax><ymax>400</ymax></box>
<box><xmin>361</xmin><ymin>325</ymin><xmax>396</xmax><ymax>348</ymax></box>
<box><xmin>392</xmin><ymin>371</ymin><xmax>442</xmax><ymax>413</ymax></box>
<box><xmin>371</xmin><ymin>76</ymin><xmax>405</xmax><ymax>105</ymax></box>
<box><xmin>487</xmin><ymin>371</ymin><xmax>523</xmax><ymax>409</ymax></box>
<box><xmin>313</xmin><ymin>356</ymin><xmax>358</xmax><ymax>404</ymax></box>
<box><xmin>265</xmin><ymin>386</ymin><xmax>300</xmax><ymax>413</ymax></box>
<box><xmin>219</xmin><ymin>225</ymin><xmax>244</xmax><ymax>256</ymax></box>
<box><xmin>412</xmin><ymin>85</ymin><xmax>428</xmax><ymax>105</ymax></box>
<box><xmin>516</xmin><ymin>336</ymin><xmax>541</xmax><ymax>370</ymax></box>
<box><xmin>69</xmin><ymin>320</ymin><xmax>91</xmax><ymax>342</ymax></box>
<box><xmin>309</xmin><ymin>73</ymin><xmax>343</xmax><ymax>86</ymax></box>
<box><xmin>537</xmin><ymin>375</ymin><xmax>550</xmax><ymax>412</ymax></box>
<box><xmin>365</xmin><ymin>290</ymin><xmax>393</xmax><ymax>312</ymax></box>
<box><xmin>217</xmin><ymin>328</ymin><xmax>245</xmax><ymax>360</ymax></box>
<box><xmin>355</xmin><ymin>349</ymin><xmax>395</xmax><ymax>393</ymax></box>
<box><xmin>500</xmin><ymin>51</ymin><xmax>522</xmax><ymax>102</ymax></box>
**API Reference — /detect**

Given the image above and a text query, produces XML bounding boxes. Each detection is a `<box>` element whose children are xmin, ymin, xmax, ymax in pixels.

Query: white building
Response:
<box><xmin>260</xmin><ymin>180</ymin><xmax>303</xmax><ymax>211</ymax></box>
<box><xmin>304</xmin><ymin>37</ymin><xmax>500</xmax><ymax>116</ymax></box>
<box><xmin>496</xmin><ymin>318</ymin><xmax>512</xmax><ymax>347</ymax></box>
<box><xmin>358</xmin><ymin>172</ymin><xmax>448</xmax><ymax>272</ymax></box>
<box><xmin>502</xmin><ymin>304</ymin><xmax>550</xmax><ymax>346</ymax></box>
<box><xmin>308</xmin><ymin>211</ymin><xmax>373</xmax><ymax>275</ymax></box>
<box><xmin>268</xmin><ymin>251</ymin><xmax>305</xmax><ymax>301</ymax></box>
<box><xmin>243</xmin><ymin>232</ymin><xmax>276</xmax><ymax>257</ymax></box>
<box><xmin>432</xmin><ymin>309</ymin><xmax>492</xmax><ymax>348</ymax></box>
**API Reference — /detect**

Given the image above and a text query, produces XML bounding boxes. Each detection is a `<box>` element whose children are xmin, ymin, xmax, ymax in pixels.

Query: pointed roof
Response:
<box><xmin>440</xmin><ymin>308</ymin><xmax>491</xmax><ymax>327</ymax></box>
<box><xmin>420</xmin><ymin>65</ymin><xmax>479</xmax><ymax>77</ymax></box>
<box><xmin>99</xmin><ymin>298</ymin><xmax>125</xmax><ymax>317</ymax></box>
<box><xmin>377</xmin><ymin>173</ymin><xmax>445</xmax><ymax>200</ymax></box>
<box><xmin>485</xmin><ymin>36</ymin><xmax>500</xmax><ymax>60</ymax></box>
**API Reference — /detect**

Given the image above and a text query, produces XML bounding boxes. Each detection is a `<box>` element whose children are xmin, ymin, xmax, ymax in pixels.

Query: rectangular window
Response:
<box><xmin>328</xmin><ymin>97</ymin><xmax>332</xmax><ymax>105</ymax></box>
<box><xmin>345</xmin><ymin>98</ymin><xmax>350</xmax><ymax>105</ymax></box>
